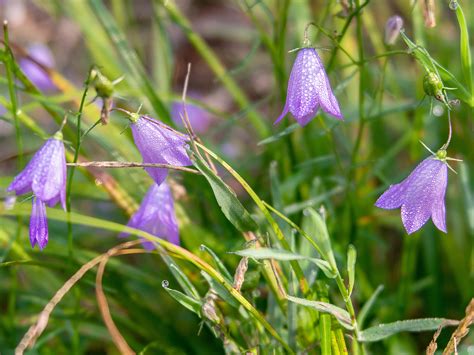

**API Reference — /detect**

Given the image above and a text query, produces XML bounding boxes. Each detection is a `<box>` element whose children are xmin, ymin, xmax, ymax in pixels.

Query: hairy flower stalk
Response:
<box><xmin>7</xmin><ymin>132</ymin><xmax>67</xmax><ymax>249</ymax></box>
<box><xmin>122</xmin><ymin>182</ymin><xmax>179</xmax><ymax>248</ymax></box>
<box><xmin>375</xmin><ymin>154</ymin><xmax>449</xmax><ymax>234</ymax></box>
<box><xmin>275</xmin><ymin>47</ymin><xmax>343</xmax><ymax>126</ymax></box>
<box><xmin>126</xmin><ymin>112</ymin><xmax>192</xmax><ymax>185</ymax></box>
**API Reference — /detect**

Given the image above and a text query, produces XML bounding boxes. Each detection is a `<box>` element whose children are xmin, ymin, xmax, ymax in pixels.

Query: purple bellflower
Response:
<box><xmin>19</xmin><ymin>43</ymin><xmax>56</xmax><ymax>92</ymax></box>
<box><xmin>130</xmin><ymin>114</ymin><xmax>192</xmax><ymax>186</ymax></box>
<box><xmin>275</xmin><ymin>48</ymin><xmax>343</xmax><ymax>126</ymax></box>
<box><xmin>171</xmin><ymin>100</ymin><xmax>212</xmax><ymax>134</ymax></box>
<box><xmin>123</xmin><ymin>182</ymin><xmax>179</xmax><ymax>248</ymax></box>
<box><xmin>375</xmin><ymin>156</ymin><xmax>448</xmax><ymax>234</ymax></box>
<box><xmin>7</xmin><ymin>132</ymin><xmax>67</xmax><ymax>249</ymax></box>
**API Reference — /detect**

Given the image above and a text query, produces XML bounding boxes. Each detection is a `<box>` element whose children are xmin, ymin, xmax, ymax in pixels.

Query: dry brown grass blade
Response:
<box><xmin>426</xmin><ymin>323</ymin><xmax>444</xmax><ymax>355</ymax></box>
<box><xmin>443</xmin><ymin>298</ymin><xmax>474</xmax><ymax>354</ymax></box>
<box><xmin>95</xmin><ymin>249</ymin><xmax>145</xmax><ymax>355</ymax></box>
<box><xmin>15</xmin><ymin>241</ymin><xmax>141</xmax><ymax>355</ymax></box>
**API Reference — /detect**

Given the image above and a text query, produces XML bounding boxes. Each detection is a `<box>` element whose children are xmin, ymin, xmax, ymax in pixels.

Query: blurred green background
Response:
<box><xmin>0</xmin><ymin>0</ymin><xmax>472</xmax><ymax>353</ymax></box>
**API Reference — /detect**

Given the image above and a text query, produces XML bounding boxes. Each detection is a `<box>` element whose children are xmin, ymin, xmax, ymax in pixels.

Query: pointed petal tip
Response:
<box><xmin>274</xmin><ymin>107</ymin><xmax>289</xmax><ymax>125</ymax></box>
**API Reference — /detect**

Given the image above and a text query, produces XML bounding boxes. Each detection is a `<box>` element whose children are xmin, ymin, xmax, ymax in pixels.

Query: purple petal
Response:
<box><xmin>430</xmin><ymin>163</ymin><xmax>448</xmax><ymax>233</ymax></box>
<box><xmin>122</xmin><ymin>182</ymin><xmax>179</xmax><ymax>248</ymax></box>
<box><xmin>20</xmin><ymin>44</ymin><xmax>56</xmax><ymax>92</ymax></box>
<box><xmin>31</xmin><ymin>139</ymin><xmax>66</xmax><ymax>206</ymax></box>
<box><xmin>29</xmin><ymin>196</ymin><xmax>48</xmax><ymax>250</ymax></box>
<box><xmin>287</xmin><ymin>48</ymin><xmax>321</xmax><ymax>124</ymax></box>
<box><xmin>314</xmin><ymin>51</ymin><xmax>343</xmax><ymax>120</ymax></box>
<box><xmin>274</xmin><ymin>103</ymin><xmax>289</xmax><ymax>125</ymax></box>
<box><xmin>171</xmin><ymin>100</ymin><xmax>212</xmax><ymax>134</ymax></box>
<box><xmin>375</xmin><ymin>182</ymin><xmax>407</xmax><ymax>210</ymax></box>
<box><xmin>131</xmin><ymin>116</ymin><xmax>191</xmax><ymax>185</ymax></box>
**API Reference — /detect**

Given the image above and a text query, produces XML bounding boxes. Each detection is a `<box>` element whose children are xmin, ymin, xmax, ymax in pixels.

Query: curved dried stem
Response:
<box><xmin>96</xmin><ymin>249</ymin><xmax>146</xmax><ymax>355</ymax></box>
<box><xmin>15</xmin><ymin>241</ymin><xmax>142</xmax><ymax>355</ymax></box>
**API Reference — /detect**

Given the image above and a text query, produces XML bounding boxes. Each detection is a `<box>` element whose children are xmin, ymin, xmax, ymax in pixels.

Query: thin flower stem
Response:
<box><xmin>195</xmin><ymin>143</ymin><xmax>310</xmax><ymax>295</ymax></box>
<box><xmin>66</xmin><ymin>67</ymin><xmax>93</xmax><ymax>261</ymax></box>
<box><xmin>441</xmin><ymin>110</ymin><xmax>453</xmax><ymax>150</ymax></box>
<box><xmin>180</xmin><ymin>63</ymin><xmax>217</xmax><ymax>174</ymax></box>
<box><xmin>67</xmin><ymin>161</ymin><xmax>201</xmax><ymax>174</ymax></box>
<box><xmin>262</xmin><ymin>201</ymin><xmax>361</xmax><ymax>341</ymax></box>
<box><xmin>3</xmin><ymin>21</ymin><xmax>22</xmax><ymax>168</ymax></box>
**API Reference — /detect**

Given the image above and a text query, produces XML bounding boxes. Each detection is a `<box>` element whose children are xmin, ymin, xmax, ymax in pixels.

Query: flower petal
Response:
<box><xmin>399</xmin><ymin>158</ymin><xmax>446</xmax><ymax>234</ymax></box>
<box><xmin>430</xmin><ymin>163</ymin><xmax>448</xmax><ymax>233</ymax></box>
<box><xmin>29</xmin><ymin>197</ymin><xmax>48</xmax><ymax>249</ymax></box>
<box><xmin>312</xmin><ymin>50</ymin><xmax>343</xmax><ymax>119</ymax></box>
<box><xmin>131</xmin><ymin>117</ymin><xmax>191</xmax><ymax>185</ymax></box>
<box><xmin>287</xmin><ymin>48</ymin><xmax>321</xmax><ymax>122</ymax></box>
<box><xmin>32</xmin><ymin>139</ymin><xmax>65</xmax><ymax>204</ymax></box>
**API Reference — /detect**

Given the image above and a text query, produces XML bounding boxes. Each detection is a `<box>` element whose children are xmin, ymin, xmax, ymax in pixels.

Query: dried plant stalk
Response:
<box><xmin>443</xmin><ymin>298</ymin><xmax>474</xmax><ymax>354</ymax></box>
<box><xmin>15</xmin><ymin>241</ymin><xmax>141</xmax><ymax>355</ymax></box>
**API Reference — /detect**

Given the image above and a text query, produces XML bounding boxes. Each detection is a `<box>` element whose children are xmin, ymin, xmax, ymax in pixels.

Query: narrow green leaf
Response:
<box><xmin>358</xmin><ymin>318</ymin><xmax>459</xmax><ymax>342</ymax></box>
<box><xmin>454</xmin><ymin>3</ymin><xmax>473</xmax><ymax>99</ymax></box>
<box><xmin>357</xmin><ymin>285</ymin><xmax>384</xmax><ymax>328</ymax></box>
<box><xmin>191</xmin><ymin>151</ymin><xmax>258</xmax><ymax>233</ymax></box>
<box><xmin>347</xmin><ymin>245</ymin><xmax>357</xmax><ymax>297</ymax></box>
<box><xmin>232</xmin><ymin>248</ymin><xmax>335</xmax><ymax>278</ymax></box>
<box><xmin>287</xmin><ymin>295</ymin><xmax>353</xmax><ymax>330</ymax></box>
<box><xmin>168</xmin><ymin>261</ymin><xmax>201</xmax><ymax>299</ymax></box>
<box><xmin>400</xmin><ymin>31</ymin><xmax>472</xmax><ymax>106</ymax></box>
<box><xmin>163</xmin><ymin>286</ymin><xmax>202</xmax><ymax>316</ymax></box>
<box><xmin>90</xmin><ymin>0</ymin><xmax>170</xmax><ymax>119</ymax></box>
<box><xmin>302</xmin><ymin>208</ymin><xmax>337</xmax><ymax>269</ymax></box>
<box><xmin>200</xmin><ymin>244</ymin><xmax>233</xmax><ymax>282</ymax></box>
<box><xmin>201</xmin><ymin>271</ymin><xmax>240</xmax><ymax>309</ymax></box>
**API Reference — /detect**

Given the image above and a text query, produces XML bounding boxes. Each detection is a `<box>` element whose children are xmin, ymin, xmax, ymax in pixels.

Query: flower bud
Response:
<box><xmin>90</xmin><ymin>68</ymin><xmax>116</xmax><ymax>125</ymax></box>
<box><xmin>90</xmin><ymin>68</ymin><xmax>114</xmax><ymax>98</ymax></box>
<box><xmin>384</xmin><ymin>15</ymin><xmax>404</xmax><ymax>45</ymax></box>
<box><xmin>423</xmin><ymin>72</ymin><xmax>443</xmax><ymax>98</ymax></box>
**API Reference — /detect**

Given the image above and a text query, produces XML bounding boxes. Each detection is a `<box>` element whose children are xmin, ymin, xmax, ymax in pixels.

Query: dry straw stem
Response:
<box><xmin>443</xmin><ymin>298</ymin><xmax>474</xmax><ymax>354</ymax></box>
<box><xmin>67</xmin><ymin>161</ymin><xmax>200</xmax><ymax>174</ymax></box>
<box><xmin>426</xmin><ymin>323</ymin><xmax>446</xmax><ymax>354</ymax></box>
<box><xmin>96</xmin><ymin>248</ymin><xmax>146</xmax><ymax>355</ymax></box>
<box><xmin>15</xmin><ymin>240</ymin><xmax>142</xmax><ymax>355</ymax></box>
<box><xmin>421</xmin><ymin>0</ymin><xmax>436</xmax><ymax>28</ymax></box>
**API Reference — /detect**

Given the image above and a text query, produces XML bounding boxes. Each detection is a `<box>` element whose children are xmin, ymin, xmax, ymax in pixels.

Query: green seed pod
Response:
<box><xmin>423</xmin><ymin>72</ymin><xmax>443</xmax><ymax>97</ymax></box>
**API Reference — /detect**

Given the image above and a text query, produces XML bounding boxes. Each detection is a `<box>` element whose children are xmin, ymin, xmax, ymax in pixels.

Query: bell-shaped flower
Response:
<box><xmin>123</xmin><ymin>182</ymin><xmax>179</xmax><ymax>248</ymax></box>
<box><xmin>171</xmin><ymin>100</ymin><xmax>212</xmax><ymax>134</ymax></box>
<box><xmin>275</xmin><ymin>48</ymin><xmax>343</xmax><ymax>126</ymax></box>
<box><xmin>375</xmin><ymin>156</ymin><xmax>448</xmax><ymax>234</ymax></box>
<box><xmin>384</xmin><ymin>15</ymin><xmax>404</xmax><ymax>45</ymax></box>
<box><xmin>19</xmin><ymin>43</ymin><xmax>56</xmax><ymax>92</ymax></box>
<box><xmin>130</xmin><ymin>114</ymin><xmax>192</xmax><ymax>185</ymax></box>
<box><xmin>7</xmin><ymin>132</ymin><xmax>67</xmax><ymax>249</ymax></box>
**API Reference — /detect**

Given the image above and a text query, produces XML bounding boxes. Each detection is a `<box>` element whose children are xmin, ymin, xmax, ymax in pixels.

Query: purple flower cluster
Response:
<box><xmin>7</xmin><ymin>133</ymin><xmax>66</xmax><ymax>249</ymax></box>
<box><xmin>125</xmin><ymin>113</ymin><xmax>192</xmax><ymax>247</ymax></box>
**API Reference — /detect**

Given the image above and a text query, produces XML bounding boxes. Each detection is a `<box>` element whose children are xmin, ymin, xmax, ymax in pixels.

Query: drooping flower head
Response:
<box><xmin>7</xmin><ymin>131</ymin><xmax>67</xmax><ymax>249</ymax></box>
<box><xmin>171</xmin><ymin>99</ymin><xmax>212</xmax><ymax>134</ymax></box>
<box><xmin>275</xmin><ymin>47</ymin><xmax>343</xmax><ymax>126</ymax></box>
<box><xmin>122</xmin><ymin>182</ymin><xmax>179</xmax><ymax>248</ymax></box>
<box><xmin>384</xmin><ymin>15</ymin><xmax>404</xmax><ymax>45</ymax></box>
<box><xmin>129</xmin><ymin>114</ymin><xmax>192</xmax><ymax>185</ymax></box>
<box><xmin>19</xmin><ymin>43</ymin><xmax>56</xmax><ymax>92</ymax></box>
<box><xmin>375</xmin><ymin>155</ymin><xmax>448</xmax><ymax>234</ymax></box>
